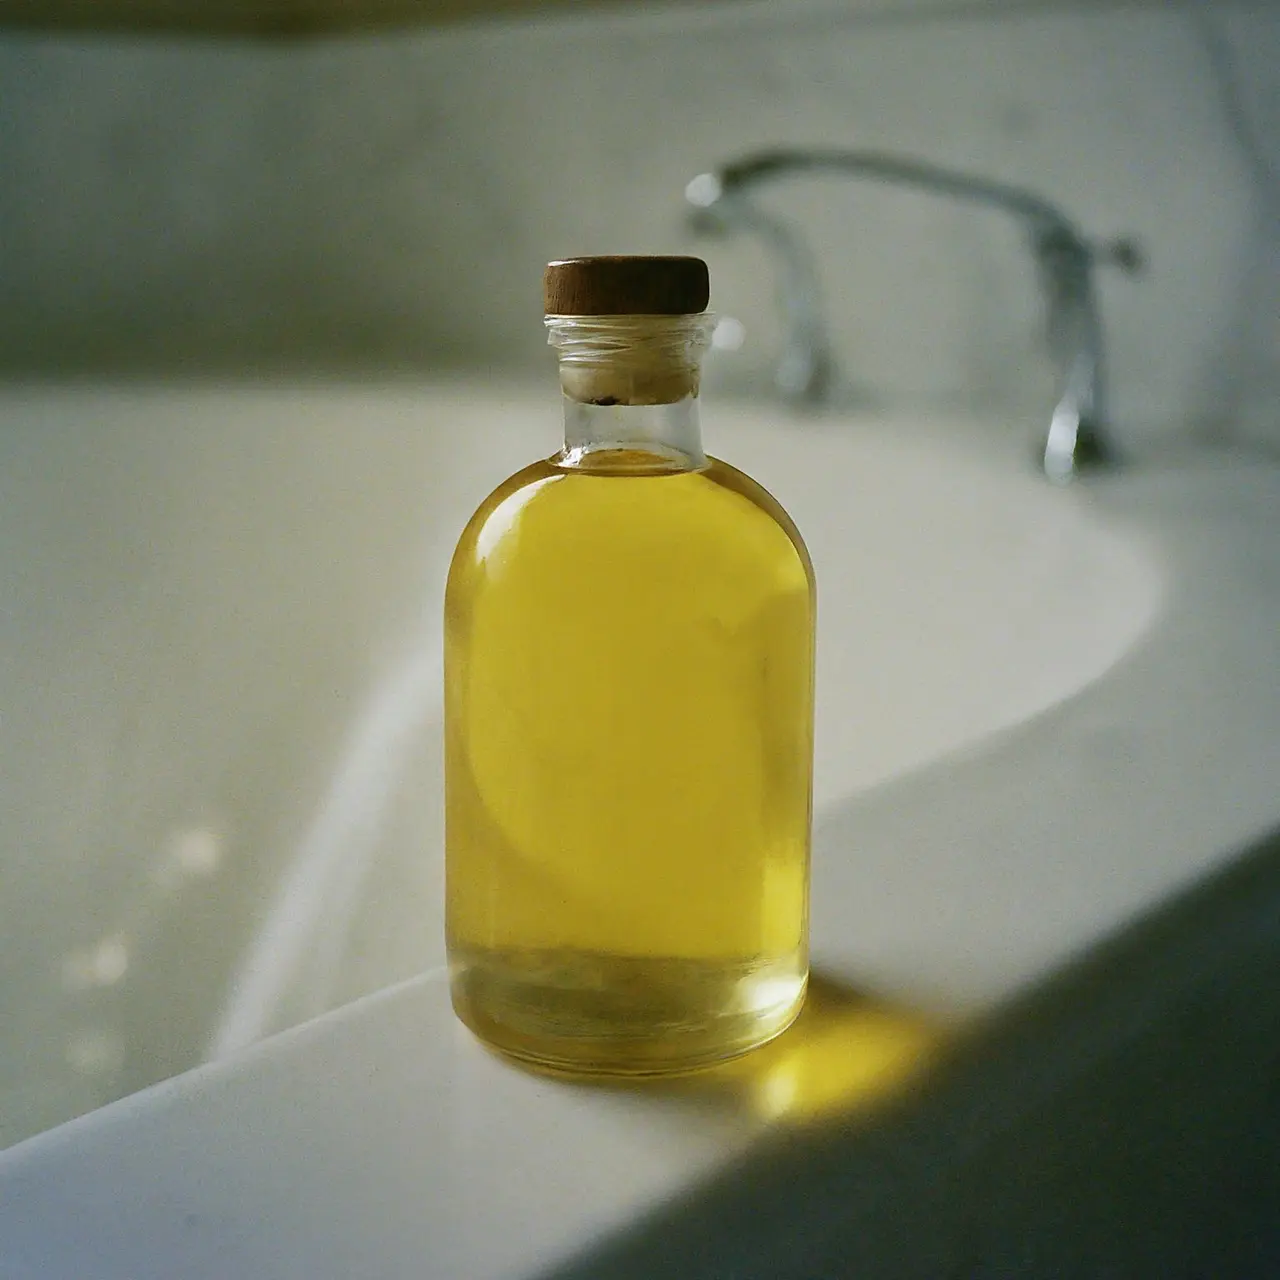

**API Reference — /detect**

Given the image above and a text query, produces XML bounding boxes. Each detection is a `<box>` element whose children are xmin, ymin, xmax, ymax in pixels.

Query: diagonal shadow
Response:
<box><xmin>540</xmin><ymin>821</ymin><xmax>1280</xmax><ymax>1278</ymax></box>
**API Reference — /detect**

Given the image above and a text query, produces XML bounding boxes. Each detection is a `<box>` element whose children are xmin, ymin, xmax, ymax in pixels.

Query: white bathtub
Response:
<box><xmin>3</xmin><ymin>379</ymin><xmax>1277</xmax><ymax>1155</ymax></box>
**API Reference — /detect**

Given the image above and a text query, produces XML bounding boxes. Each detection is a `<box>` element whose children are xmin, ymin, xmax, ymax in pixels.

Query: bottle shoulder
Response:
<box><xmin>700</xmin><ymin>456</ymin><xmax>814</xmax><ymax>588</ymax></box>
<box><xmin>448</xmin><ymin>456</ymin><xmax>560</xmax><ymax>560</ymax></box>
<box><xmin>449</xmin><ymin>452</ymin><xmax>813</xmax><ymax>595</ymax></box>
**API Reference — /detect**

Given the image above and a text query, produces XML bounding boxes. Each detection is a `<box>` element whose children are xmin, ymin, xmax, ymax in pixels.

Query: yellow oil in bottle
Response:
<box><xmin>445</xmin><ymin>448</ymin><xmax>815</xmax><ymax>1075</ymax></box>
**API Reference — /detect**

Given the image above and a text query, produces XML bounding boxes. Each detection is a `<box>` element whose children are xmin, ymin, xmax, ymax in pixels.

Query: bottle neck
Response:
<box><xmin>560</xmin><ymin>396</ymin><xmax>705</xmax><ymax>472</ymax></box>
<box><xmin>546</xmin><ymin>313</ymin><xmax>713</xmax><ymax>474</ymax></box>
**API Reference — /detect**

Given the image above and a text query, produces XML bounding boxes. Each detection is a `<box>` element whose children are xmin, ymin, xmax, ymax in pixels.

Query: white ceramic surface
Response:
<box><xmin>0</xmin><ymin>381</ymin><xmax>1157</xmax><ymax>1147</ymax></box>
<box><xmin>1</xmin><ymin>382</ymin><xmax>1278</xmax><ymax>1280</ymax></box>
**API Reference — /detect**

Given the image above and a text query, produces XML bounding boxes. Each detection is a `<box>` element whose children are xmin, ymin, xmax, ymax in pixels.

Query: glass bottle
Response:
<box><xmin>445</xmin><ymin>256</ymin><xmax>815</xmax><ymax>1075</ymax></box>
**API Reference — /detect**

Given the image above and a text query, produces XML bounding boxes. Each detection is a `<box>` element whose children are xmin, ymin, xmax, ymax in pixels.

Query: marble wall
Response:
<box><xmin>1</xmin><ymin>1</ymin><xmax>1276</xmax><ymax>449</ymax></box>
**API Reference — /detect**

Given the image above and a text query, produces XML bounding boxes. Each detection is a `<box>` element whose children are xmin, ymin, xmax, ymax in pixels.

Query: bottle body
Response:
<box><xmin>445</xmin><ymin>446</ymin><xmax>815</xmax><ymax>1074</ymax></box>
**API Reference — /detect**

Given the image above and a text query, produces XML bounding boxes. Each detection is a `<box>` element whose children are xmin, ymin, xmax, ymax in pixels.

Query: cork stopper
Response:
<box><xmin>544</xmin><ymin>256</ymin><xmax>709</xmax><ymax>317</ymax></box>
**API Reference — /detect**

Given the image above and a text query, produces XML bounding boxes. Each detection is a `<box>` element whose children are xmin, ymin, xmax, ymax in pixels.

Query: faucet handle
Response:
<box><xmin>1094</xmin><ymin>236</ymin><xmax>1146</xmax><ymax>277</ymax></box>
<box><xmin>1032</xmin><ymin>226</ymin><xmax>1146</xmax><ymax>277</ymax></box>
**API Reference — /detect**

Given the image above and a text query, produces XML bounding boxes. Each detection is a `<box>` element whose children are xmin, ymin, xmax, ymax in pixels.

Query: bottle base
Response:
<box><xmin>449</xmin><ymin>948</ymin><xmax>807</xmax><ymax>1078</ymax></box>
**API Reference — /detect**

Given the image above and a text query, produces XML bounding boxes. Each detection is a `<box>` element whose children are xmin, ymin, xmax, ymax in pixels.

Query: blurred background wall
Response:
<box><xmin>0</xmin><ymin>1</ymin><xmax>1276</xmax><ymax>453</ymax></box>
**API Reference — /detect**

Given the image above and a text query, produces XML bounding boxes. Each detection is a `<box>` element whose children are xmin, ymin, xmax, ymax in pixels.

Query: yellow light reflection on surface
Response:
<box><xmin>581</xmin><ymin>973</ymin><xmax>946</xmax><ymax>1126</ymax></box>
<box><xmin>688</xmin><ymin>974</ymin><xmax>944</xmax><ymax>1124</ymax></box>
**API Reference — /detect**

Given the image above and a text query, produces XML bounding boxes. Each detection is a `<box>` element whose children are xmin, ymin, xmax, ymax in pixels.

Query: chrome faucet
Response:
<box><xmin>685</xmin><ymin>148</ymin><xmax>1143</xmax><ymax>482</ymax></box>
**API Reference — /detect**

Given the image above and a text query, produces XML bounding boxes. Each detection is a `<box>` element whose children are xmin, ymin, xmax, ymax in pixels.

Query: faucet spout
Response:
<box><xmin>689</xmin><ymin>188</ymin><xmax>834</xmax><ymax>404</ymax></box>
<box><xmin>686</xmin><ymin>148</ymin><xmax>1139</xmax><ymax>481</ymax></box>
